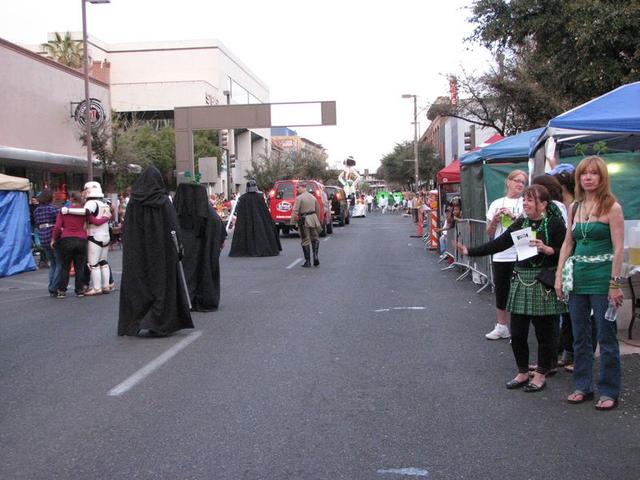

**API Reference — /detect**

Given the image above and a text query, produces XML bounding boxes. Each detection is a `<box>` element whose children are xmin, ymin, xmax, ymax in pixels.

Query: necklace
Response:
<box><xmin>578</xmin><ymin>201</ymin><xmax>596</xmax><ymax>245</ymax></box>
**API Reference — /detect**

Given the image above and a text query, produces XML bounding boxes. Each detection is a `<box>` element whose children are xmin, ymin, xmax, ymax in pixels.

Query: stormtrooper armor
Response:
<box><xmin>83</xmin><ymin>181</ymin><xmax>112</xmax><ymax>294</ymax></box>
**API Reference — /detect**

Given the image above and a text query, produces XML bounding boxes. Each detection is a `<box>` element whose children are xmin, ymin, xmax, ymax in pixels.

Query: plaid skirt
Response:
<box><xmin>507</xmin><ymin>267</ymin><xmax>568</xmax><ymax>316</ymax></box>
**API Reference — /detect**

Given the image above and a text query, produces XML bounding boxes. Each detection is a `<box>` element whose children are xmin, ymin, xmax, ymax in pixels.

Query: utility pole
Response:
<box><xmin>402</xmin><ymin>94</ymin><xmax>419</xmax><ymax>191</ymax></box>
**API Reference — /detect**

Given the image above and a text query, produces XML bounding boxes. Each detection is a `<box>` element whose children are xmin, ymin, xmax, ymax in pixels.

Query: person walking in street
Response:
<box><xmin>458</xmin><ymin>185</ymin><xmax>567</xmax><ymax>392</ymax></box>
<box><xmin>366</xmin><ymin>193</ymin><xmax>373</xmax><ymax>213</ymax></box>
<box><xmin>484</xmin><ymin>169</ymin><xmax>527</xmax><ymax>340</ymax></box>
<box><xmin>291</xmin><ymin>183</ymin><xmax>322</xmax><ymax>267</ymax></box>
<box><xmin>118</xmin><ymin>166</ymin><xmax>193</xmax><ymax>337</ymax></box>
<box><xmin>379</xmin><ymin>195</ymin><xmax>388</xmax><ymax>214</ymax></box>
<box><xmin>33</xmin><ymin>190</ymin><xmax>60</xmax><ymax>297</ymax></box>
<box><xmin>555</xmin><ymin>156</ymin><xmax>624</xmax><ymax>410</ymax></box>
<box><xmin>229</xmin><ymin>180</ymin><xmax>281</xmax><ymax>257</ymax></box>
<box><xmin>174</xmin><ymin>183</ymin><xmax>226</xmax><ymax>311</ymax></box>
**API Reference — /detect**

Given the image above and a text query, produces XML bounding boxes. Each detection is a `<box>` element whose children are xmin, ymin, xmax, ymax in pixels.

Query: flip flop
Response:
<box><xmin>595</xmin><ymin>398</ymin><xmax>618</xmax><ymax>411</ymax></box>
<box><xmin>567</xmin><ymin>391</ymin><xmax>594</xmax><ymax>404</ymax></box>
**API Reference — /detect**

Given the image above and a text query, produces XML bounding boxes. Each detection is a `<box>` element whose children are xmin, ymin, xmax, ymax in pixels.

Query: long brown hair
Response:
<box><xmin>574</xmin><ymin>156</ymin><xmax>616</xmax><ymax>215</ymax></box>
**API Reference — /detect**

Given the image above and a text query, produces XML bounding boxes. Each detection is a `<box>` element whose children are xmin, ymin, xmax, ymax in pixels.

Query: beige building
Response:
<box><xmin>0</xmin><ymin>37</ymin><xmax>111</xmax><ymax>192</ymax></box>
<box><xmin>86</xmin><ymin>36</ymin><xmax>272</xmax><ymax>194</ymax></box>
<box><xmin>0</xmin><ymin>33</ymin><xmax>272</xmax><ymax>194</ymax></box>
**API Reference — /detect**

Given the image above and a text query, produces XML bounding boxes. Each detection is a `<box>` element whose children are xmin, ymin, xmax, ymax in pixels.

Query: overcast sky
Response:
<box><xmin>1</xmin><ymin>0</ymin><xmax>492</xmax><ymax>172</ymax></box>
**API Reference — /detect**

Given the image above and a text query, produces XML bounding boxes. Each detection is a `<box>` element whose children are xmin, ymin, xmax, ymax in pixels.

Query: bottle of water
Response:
<box><xmin>605</xmin><ymin>300</ymin><xmax>618</xmax><ymax>322</ymax></box>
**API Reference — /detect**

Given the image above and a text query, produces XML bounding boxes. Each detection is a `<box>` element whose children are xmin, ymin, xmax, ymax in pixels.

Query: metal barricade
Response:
<box><xmin>441</xmin><ymin>219</ymin><xmax>494</xmax><ymax>294</ymax></box>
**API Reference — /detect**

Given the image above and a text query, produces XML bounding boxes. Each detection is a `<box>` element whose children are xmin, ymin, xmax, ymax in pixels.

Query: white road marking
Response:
<box><xmin>374</xmin><ymin>307</ymin><xmax>426</xmax><ymax>312</ymax></box>
<box><xmin>377</xmin><ymin>467</ymin><xmax>429</xmax><ymax>477</ymax></box>
<box><xmin>286</xmin><ymin>258</ymin><xmax>303</xmax><ymax>269</ymax></box>
<box><xmin>323</xmin><ymin>236</ymin><xmax>331</xmax><ymax>242</ymax></box>
<box><xmin>108</xmin><ymin>331</ymin><xmax>202</xmax><ymax>396</ymax></box>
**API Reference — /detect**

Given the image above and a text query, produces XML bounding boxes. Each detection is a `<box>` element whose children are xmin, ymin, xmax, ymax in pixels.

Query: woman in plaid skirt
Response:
<box><xmin>458</xmin><ymin>185</ymin><xmax>567</xmax><ymax>392</ymax></box>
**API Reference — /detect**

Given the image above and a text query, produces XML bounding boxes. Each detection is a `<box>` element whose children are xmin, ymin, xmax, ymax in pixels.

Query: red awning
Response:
<box><xmin>436</xmin><ymin>159</ymin><xmax>460</xmax><ymax>184</ymax></box>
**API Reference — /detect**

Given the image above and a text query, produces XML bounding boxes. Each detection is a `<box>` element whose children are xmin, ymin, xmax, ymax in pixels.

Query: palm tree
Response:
<box><xmin>41</xmin><ymin>32</ymin><xmax>84</xmax><ymax>69</ymax></box>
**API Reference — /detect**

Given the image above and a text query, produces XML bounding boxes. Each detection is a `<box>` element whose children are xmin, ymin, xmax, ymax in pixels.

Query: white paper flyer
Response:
<box><xmin>510</xmin><ymin>227</ymin><xmax>538</xmax><ymax>261</ymax></box>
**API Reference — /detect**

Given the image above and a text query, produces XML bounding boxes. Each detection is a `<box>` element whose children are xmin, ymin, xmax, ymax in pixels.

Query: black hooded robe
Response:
<box><xmin>229</xmin><ymin>192</ymin><xmax>281</xmax><ymax>257</ymax></box>
<box><xmin>174</xmin><ymin>183</ymin><xmax>226</xmax><ymax>312</ymax></box>
<box><xmin>118</xmin><ymin>166</ymin><xmax>194</xmax><ymax>336</ymax></box>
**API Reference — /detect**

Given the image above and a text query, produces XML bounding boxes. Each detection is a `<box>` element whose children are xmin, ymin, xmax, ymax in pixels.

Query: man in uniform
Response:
<box><xmin>291</xmin><ymin>183</ymin><xmax>322</xmax><ymax>268</ymax></box>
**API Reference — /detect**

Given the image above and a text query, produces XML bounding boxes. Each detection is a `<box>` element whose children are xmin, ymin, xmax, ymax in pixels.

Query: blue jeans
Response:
<box><xmin>42</xmin><ymin>245</ymin><xmax>61</xmax><ymax>295</ymax></box>
<box><xmin>569</xmin><ymin>293</ymin><xmax>621</xmax><ymax>399</ymax></box>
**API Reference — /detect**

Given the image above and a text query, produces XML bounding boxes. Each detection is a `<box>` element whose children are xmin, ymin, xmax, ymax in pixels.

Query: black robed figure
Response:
<box><xmin>229</xmin><ymin>180</ymin><xmax>281</xmax><ymax>257</ymax></box>
<box><xmin>174</xmin><ymin>183</ymin><xmax>226</xmax><ymax>311</ymax></box>
<box><xmin>118</xmin><ymin>166</ymin><xmax>193</xmax><ymax>336</ymax></box>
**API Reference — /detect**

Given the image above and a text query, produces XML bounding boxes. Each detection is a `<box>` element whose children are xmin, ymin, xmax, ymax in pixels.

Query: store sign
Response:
<box><xmin>73</xmin><ymin>98</ymin><xmax>106</xmax><ymax>129</ymax></box>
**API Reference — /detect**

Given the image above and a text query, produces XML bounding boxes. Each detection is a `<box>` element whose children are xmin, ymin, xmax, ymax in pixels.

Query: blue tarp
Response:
<box><xmin>460</xmin><ymin>128</ymin><xmax>545</xmax><ymax>165</ymax></box>
<box><xmin>549</xmin><ymin>82</ymin><xmax>640</xmax><ymax>133</ymax></box>
<box><xmin>0</xmin><ymin>190</ymin><xmax>36</xmax><ymax>277</ymax></box>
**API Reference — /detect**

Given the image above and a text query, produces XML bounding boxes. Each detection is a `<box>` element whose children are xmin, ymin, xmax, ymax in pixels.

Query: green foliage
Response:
<box><xmin>379</xmin><ymin>141</ymin><xmax>439</xmax><ymax>189</ymax></box>
<box><xmin>459</xmin><ymin>0</ymin><xmax>640</xmax><ymax>133</ymax></box>
<box><xmin>245</xmin><ymin>153</ymin><xmax>291</xmax><ymax>192</ymax></box>
<box><xmin>41</xmin><ymin>32</ymin><xmax>84</xmax><ymax>68</ymax></box>
<box><xmin>246</xmin><ymin>149</ymin><xmax>332</xmax><ymax>191</ymax></box>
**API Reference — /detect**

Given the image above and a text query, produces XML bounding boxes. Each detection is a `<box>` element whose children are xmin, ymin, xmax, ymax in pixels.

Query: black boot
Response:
<box><xmin>312</xmin><ymin>240</ymin><xmax>319</xmax><ymax>266</ymax></box>
<box><xmin>301</xmin><ymin>245</ymin><xmax>311</xmax><ymax>267</ymax></box>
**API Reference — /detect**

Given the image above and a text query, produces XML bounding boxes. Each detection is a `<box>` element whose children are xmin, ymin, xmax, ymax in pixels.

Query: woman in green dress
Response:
<box><xmin>458</xmin><ymin>185</ymin><xmax>567</xmax><ymax>392</ymax></box>
<box><xmin>555</xmin><ymin>156</ymin><xmax>625</xmax><ymax>410</ymax></box>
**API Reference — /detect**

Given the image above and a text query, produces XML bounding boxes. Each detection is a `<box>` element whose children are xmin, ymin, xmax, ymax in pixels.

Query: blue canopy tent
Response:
<box><xmin>529</xmin><ymin>82</ymin><xmax>640</xmax><ymax>221</ymax></box>
<box><xmin>530</xmin><ymin>82</ymin><xmax>640</xmax><ymax>170</ymax></box>
<box><xmin>0</xmin><ymin>173</ymin><xmax>36</xmax><ymax>277</ymax></box>
<box><xmin>460</xmin><ymin>128</ymin><xmax>545</xmax><ymax>223</ymax></box>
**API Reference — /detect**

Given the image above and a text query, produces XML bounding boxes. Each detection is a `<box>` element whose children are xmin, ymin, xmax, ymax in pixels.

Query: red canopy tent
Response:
<box><xmin>436</xmin><ymin>159</ymin><xmax>460</xmax><ymax>184</ymax></box>
<box><xmin>436</xmin><ymin>134</ymin><xmax>504</xmax><ymax>185</ymax></box>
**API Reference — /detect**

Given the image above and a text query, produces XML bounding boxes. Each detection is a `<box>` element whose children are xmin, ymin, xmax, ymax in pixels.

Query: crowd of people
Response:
<box><xmin>28</xmin><ymin>156</ymin><xmax>627</xmax><ymax>409</ymax></box>
<box><xmin>455</xmin><ymin>156</ymin><xmax>624</xmax><ymax>410</ymax></box>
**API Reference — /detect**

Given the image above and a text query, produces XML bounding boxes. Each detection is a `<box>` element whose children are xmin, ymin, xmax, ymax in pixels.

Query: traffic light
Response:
<box><xmin>463</xmin><ymin>125</ymin><xmax>476</xmax><ymax>151</ymax></box>
<box><xmin>219</xmin><ymin>129</ymin><xmax>229</xmax><ymax>150</ymax></box>
<box><xmin>229</xmin><ymin>154</ymin><xmax>236</xmax><ymax>169</ymax></box>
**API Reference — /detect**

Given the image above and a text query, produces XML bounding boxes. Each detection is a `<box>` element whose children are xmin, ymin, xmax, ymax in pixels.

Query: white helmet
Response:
<box><xmin>84</xmin><ymin>181</ymin><xmax>104</xmax><ymax>198</ymax></box>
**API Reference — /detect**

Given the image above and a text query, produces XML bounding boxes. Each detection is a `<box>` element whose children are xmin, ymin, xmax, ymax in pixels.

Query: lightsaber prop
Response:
<box><xmin>170</xmin><ymin>230</ymin><xmax>192</xmax><ymax>310</ymax></box>
<box><xmin>225</xmin><ymin>198</ymin><xmax>238</xmax><ymax>235</ymax></box>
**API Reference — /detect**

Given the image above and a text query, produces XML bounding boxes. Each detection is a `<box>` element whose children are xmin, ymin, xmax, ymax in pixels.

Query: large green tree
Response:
<box><xmin>378</xmin><ymin>141</ymin><xmax>440</xmax><ymax>190</ymax></box>
<box><xmin>41</xmin><ymin>32</ymin><xmax>84</xmax><ymax>68</ymax></box>
<box><xmin>441</xmin><ymin>0</ymin><xmax>640</xmax><ymax>134</ymax></box>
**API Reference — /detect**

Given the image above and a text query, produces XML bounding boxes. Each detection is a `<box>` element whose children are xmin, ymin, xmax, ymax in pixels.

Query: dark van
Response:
<box><xmin>324</xmin><ymin>185</ymin><xmax>350</xmax><ymax>226</ymax></box>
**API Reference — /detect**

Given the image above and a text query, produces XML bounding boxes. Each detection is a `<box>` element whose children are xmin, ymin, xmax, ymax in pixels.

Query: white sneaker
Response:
<box><xmin>485</xmin><ymin>323</ymin><xmax>510</xmax><ymax>340</ymax></box>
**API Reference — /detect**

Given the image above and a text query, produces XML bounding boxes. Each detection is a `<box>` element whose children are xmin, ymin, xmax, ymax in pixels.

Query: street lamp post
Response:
<box><xmin>401</xmin><ymin>94</ymin><xmax>419</xmax><ymax>191</ymax></box>
<box><xmin>82</xmin><ymin>0</ymin><xmax>110</xmax><ymax>182</ymax></box>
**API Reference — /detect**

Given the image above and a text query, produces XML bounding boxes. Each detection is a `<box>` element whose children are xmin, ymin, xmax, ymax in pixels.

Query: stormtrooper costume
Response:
<box><xmin>63</xmin><ymin>181</ymin><xmax>112</xmax><ymax>295</ymax></box>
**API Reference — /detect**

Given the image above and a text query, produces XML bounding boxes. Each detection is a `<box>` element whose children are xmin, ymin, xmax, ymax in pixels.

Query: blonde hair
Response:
<box><xmin>504</xmin><ymin>169</ymin><xmax>528</xmax><ymax>195</ymax></box>
<box><xmin>574</xmin><ymin>156</ymin><xmax>616</xmax><ymax>215</ymax></box>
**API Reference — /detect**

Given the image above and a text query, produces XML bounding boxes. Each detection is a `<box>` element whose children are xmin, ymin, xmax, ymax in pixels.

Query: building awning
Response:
<box><xmin>0</xmin><ymin>145</ymin><xmax>95</xmax><ymax>172</ymax></box>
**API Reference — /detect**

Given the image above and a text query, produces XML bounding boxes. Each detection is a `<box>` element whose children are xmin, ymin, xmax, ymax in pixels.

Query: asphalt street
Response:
<box><xmin>1</xmin><ymin>212</ymin><xmax>639</xmax><ymax>480</ymax></box>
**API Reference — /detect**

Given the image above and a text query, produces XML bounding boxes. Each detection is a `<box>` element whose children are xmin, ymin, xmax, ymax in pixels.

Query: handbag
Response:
<box><xmin>536</xmin><ymin>268</ymin><xmax>556</xmax><ymax>290</ymax></box>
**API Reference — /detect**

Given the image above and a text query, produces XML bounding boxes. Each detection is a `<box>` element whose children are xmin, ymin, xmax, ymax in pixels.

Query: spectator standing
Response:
<box><xmin>555</xmin><ymin>156</ymin><xmax>624</xmax><ymax>410</ymax></box>
<box><xmin>484</xmin><ymin>169</ymin><xmax>527</xmax><ymax>340</ymax></box>
<box><xmin>459</xmin><ymin>185</ymin><xmax>567</xmax><ymax>392</ymax></box>
<box><xmin>52</xmin><ymin>192</ymin><xmax>105</xmax><ymax>297</ymax></box>
<box><xmin>366</xmin><ymin>193</ymin><xmax>374</xmax><ymax>213</ymax></box>
<box><xmin>33</xmin><ymin>190</ymin><xmax>60</xmax><ymax>297</ymax></box>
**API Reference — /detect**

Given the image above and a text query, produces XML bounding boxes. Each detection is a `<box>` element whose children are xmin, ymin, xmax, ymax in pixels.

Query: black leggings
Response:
<box><xmin>510</xmin><ymin>313</ymin><xmax>559</xmax><ymax>374</ymax></box>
